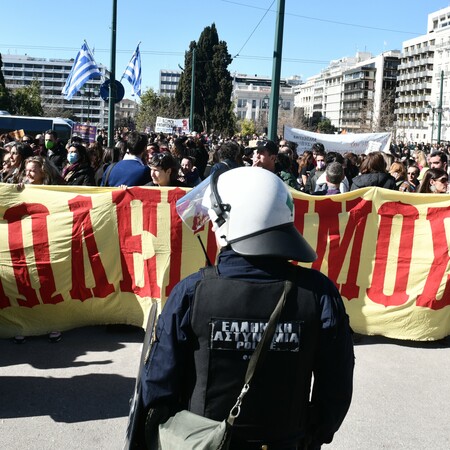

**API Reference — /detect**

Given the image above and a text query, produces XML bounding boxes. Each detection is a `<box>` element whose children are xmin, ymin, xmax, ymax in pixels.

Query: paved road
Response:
<box><xmin>1</xmin><ymin>326</ymin><xmax>449</xmax><ymax>449</ymax></box>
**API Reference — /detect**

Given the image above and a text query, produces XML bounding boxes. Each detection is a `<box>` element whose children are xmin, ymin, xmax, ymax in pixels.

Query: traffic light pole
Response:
<box><xmin>107</xmin><ymin>0</ymin><xmax>117</xmax><ymax>147</ymax></box>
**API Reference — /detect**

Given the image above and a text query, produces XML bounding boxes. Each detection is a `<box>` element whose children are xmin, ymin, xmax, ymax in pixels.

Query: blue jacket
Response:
<box><xmin>141</xmin><ymin>248</ymin><xmax>354</xmax><ymax>447</ymax></box>
<box><xmin>102</xmin><ymin>159</ymin><xmax>150</xmax><ymax>187</ymax></box>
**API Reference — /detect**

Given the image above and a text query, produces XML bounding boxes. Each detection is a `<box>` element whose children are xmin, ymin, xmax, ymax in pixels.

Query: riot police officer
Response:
<box><xmin>138</xmin><ymin>166</ymin><xmax>354</xmax><ymax>449</ymax></box>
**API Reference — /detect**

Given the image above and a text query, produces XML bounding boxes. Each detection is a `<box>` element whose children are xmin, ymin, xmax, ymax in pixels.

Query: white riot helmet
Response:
<box><xmin>176</xmin><ymin>166</ymin><xmax>317</xmax><ymax>262</ymax></box>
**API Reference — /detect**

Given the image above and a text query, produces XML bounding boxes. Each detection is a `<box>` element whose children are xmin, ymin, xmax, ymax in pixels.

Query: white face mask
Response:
<box><xmin>316</xmin><ymin>161</ymin><xmax>325</xmax><ymax>170</ymax></box>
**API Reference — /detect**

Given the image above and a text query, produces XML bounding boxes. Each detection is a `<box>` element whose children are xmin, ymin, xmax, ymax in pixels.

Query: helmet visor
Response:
<box><xmin>175</xmin><ymin>176</ymin><xmax>212</xmax><ymax>232</ymax></box>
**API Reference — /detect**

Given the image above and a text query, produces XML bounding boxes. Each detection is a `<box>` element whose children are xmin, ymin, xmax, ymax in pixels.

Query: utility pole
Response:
<box><xmin>190</xmin><ymin>48</ymin><xmax>196</xmax><ymax>133</ymax></box>
<box><xmin>437</xmin><ymin>70</ymin><xmax>444</xmax><ymax>145</ymax></box>
<box><xmin>107</xmin><ymin>0</ymin><xmax>117</xmax><ymax>147</ymax></box>
<box><xmin>268</xmin><ymin>0</ymin><xmax>285</xmax><ymax>142</ymax></box>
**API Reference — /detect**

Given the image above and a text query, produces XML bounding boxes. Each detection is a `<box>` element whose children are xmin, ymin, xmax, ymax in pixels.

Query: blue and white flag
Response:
<box><xmin>121</xmin><ymin>44</ymin><xmax>142</xmax><ymax>97</ymax></box>
<box><xmin>62</xmin><ymin>42</ymin><xmax>102</xmax><ymax>101</ymax></box>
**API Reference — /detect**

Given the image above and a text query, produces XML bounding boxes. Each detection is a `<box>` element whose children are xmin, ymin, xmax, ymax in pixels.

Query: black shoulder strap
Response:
<box><xmin>200</xmin><ymin>265</ymin><xmax>219</xmax><ymax>279</ymax></box>
<box><xmin>103</xmin><ymin>162</ymin><xmax>117</xmax><ymax>187</ymax></box>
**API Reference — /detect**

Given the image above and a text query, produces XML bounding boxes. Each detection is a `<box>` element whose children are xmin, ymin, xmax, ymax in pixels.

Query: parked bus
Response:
<box><xmin>0</xmin><ymin>115</ymin><xmax>73</xmax><ymax>143</ymax></box>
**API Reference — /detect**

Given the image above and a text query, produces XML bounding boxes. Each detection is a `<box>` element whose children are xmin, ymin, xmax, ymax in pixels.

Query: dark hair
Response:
<box><xmin>15</xmin><ymin>143</ymin><xmax>34</xmax><ymax>161</ymax></box>
<box><xmin>418</xmin><ymin>168</ymin><xmax>448</xmax><ymax>193</ymax></box>
<box><xmin>149</xmin><ymin>152</ymin><xmax>180</xmax><ymax>184</ymax></box>
<box><xmin>430</xmin><ymin>151</ymin><xmax>448</xmax><ymax>164</ymax></box>
<box><xmin>276</xmin><ymin>152</ymin><xmax>292</xmax><ymax>171</ymax></box>
<box><xmin>102</xmin><ymin>146</ymin><xmax>120</xmax><ymax>164</ymax></box>
<box><xmin>45</xmin><ymin>130</ymin><xmax>57</xmax><ymax>139</ymax></box>
<box><xmin>127</xmin><ymin>131</ymin><xmax>148</xmax><ymax>155</ymax></box>
<box><xmin>70</xmin><ymin>135</ymin><xmax>83</xmax><ymax>145</ymax></box>
<box><xmin>218</xmin><ymin>141</ymin><xmax>240</xmax><ymax>162</ymax></box>
<box><xmin>407</xmin><ymin>165</ymin><xmax>420</xmax><ymax>176</ymax></box>
<box><xmin>312</xmin><ymin>142</ymin><xmax>325</xmax><ymax>153</ymax></box>
<box><xmin>115</xmin><ymin>140</ymin><xmax>127</xmax><ymax>159</ymax></box>
<box><xmin>68</xmin><ymin>143</ymin><xmax>88</xmax><ymax>164</ymax></box>
<box><xmin>325</xmin><ymin>151</ymin><xmax>344</xmax><ymax>165</ymax></box>
<box><xmin>22</xmin><ymin>135</ymin><xmax>34</xmax><ymax>144</ymax></box>
<box><xmin>147</xmin><ymin>142</ymin><xmax>160</xmax><ymax>151</ymax></box>
<box><xmin>359</xmin><ymin>152</ymin><xmax>386</xmax><ymax>174</ymax></box>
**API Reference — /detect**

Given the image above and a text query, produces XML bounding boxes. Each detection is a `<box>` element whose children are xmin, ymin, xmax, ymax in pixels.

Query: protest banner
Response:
<box><xmin>155</xmin><ymin>116</ymin><xmax>190</xmax><ymax>134</ymax></box>
<box><xmin>284</xmin><ymin>126</ymin><xmax>392</xmax><ymax>155</ymax></box>
<box><xmin>73</xmin><ymin>123</ymin><xmax>97</xmax><ymax>143</ymax></box>
<box><xmin>0</xmin><ymin>183</ymin><xmax>449</xmax><ymax>341</ymax></box>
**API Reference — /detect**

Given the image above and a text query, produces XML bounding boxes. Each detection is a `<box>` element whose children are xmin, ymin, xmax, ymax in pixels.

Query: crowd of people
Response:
<box><xmin>2</xmin><ymin>128</ymin><xmax>450</xmax><ymax>196</ymax></box>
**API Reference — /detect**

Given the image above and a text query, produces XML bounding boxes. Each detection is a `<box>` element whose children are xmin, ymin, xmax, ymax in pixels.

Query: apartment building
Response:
<box><xmin>396</xmin><ymin>6</ymin><xmax>450</xmax><ymax>143</ymax></box>
<box><xmin>2</xmin><ymin>54</ymin><xmax>110</xmax><ymax>127</ymax></box>
<box><xmin>295</xmin><ymin>51</ymin><xmax>400</xmax><ymax>133</ymax></box>
<box><xmin>231</xmin><ymin>73</ymin><xmax>298</xmax><ymax>124</ymax></box>
<box><xmin>159</xmin><ymin>70</ymin><xmax>182</xmax><ymax>97</ymax></box>
<box><xmin>115</xmin><ymin>98</ymin><xmax>138</xmax><ymax>126</ymax></box>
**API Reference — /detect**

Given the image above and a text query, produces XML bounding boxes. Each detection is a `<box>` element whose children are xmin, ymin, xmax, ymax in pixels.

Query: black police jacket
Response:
<box><xmin>141</xmin><ymin>249</ymin><xmax>354</xmax><ymax>448</ymax></box>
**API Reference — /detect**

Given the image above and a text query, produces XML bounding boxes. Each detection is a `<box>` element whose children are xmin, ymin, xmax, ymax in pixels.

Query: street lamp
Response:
<box><xmin>261</xmin><ymin>95</ymin><xmax>270</xmax><ymax>134</ymax></box>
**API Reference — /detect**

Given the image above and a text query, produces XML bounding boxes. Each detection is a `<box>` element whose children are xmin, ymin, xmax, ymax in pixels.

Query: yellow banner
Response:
<box><xmin>0</xmin><ymin>184</ymin><xmax>449</xmax><ymax>341</ymax></box>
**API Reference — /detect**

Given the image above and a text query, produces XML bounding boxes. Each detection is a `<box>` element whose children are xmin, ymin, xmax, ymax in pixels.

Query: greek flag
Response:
<box><xmin>62</xmin><ymin>42</ymin><xmax>102</xmax><ymax>101</ymax></box>
<box><xmin>122</xmin><ymin>44</ymin><xmax>142</xmax><ymax>97</ymax></box>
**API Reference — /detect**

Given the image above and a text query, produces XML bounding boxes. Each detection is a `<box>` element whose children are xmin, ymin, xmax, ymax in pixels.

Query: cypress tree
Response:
<box><xmin>176</xmin><ymin>24</ymin><xmax>234</xmax><ymax>136</ymax></box>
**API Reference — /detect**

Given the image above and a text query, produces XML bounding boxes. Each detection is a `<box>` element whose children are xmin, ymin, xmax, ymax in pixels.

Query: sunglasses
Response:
<box><xmin>434</xmin><ymin>177</ymin><xmax>448</xmax><ymax>183</ymax></box>
<box><xmin>149</xmin><ymin>152</ymin><xmax>171</xmax><ymax>166</ymax></box>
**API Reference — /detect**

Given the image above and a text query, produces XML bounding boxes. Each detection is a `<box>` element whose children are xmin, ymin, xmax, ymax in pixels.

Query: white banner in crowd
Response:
<box><xmin>284</xmin><ymin>126</ymin><xmax>392</xmax><ymax>155</ymax></box>
<box><xmin>155</xmin><ymin>116</ymin><xmax>190</xmax><ymax>134</ymax></box>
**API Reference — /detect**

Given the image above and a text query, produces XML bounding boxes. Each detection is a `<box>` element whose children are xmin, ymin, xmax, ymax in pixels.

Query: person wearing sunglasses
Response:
<box><xmin>417</xmin><ymin>168</ymin><xmax>449</xmax><ymax>193</ymax></box>
<box><xmin>401</xmin><ymin>165</ymin><xmax>420</xmax><ymax>192</ymax></box>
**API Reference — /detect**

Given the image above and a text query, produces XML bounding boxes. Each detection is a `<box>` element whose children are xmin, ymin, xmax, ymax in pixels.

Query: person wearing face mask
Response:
<box><xmin>44</xmin><ymin>129</ymin><xmax>67</xmax><ymax>171</ymax></box>
<box><xmin>62</xmin><ymin>143</ymin><xmax>95</xmax><ymax>186</ymax></box>
<box><xmin>304</xmin><ymin>144</ymin><xmax>327</xmax><ymax>194</ymax></box>
<box><xmin>314</xmin><ymin>152</ymin><xmax>350</xmax><ymax>194</ymax></box>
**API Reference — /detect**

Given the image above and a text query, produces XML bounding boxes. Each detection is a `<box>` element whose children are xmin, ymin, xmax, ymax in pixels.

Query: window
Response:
<box><xmin>252</xmin><ymin>99</ymin><xmax>256</xmax><ymax>108</ymax></box>
<box><xmin>237</xmin><ymin>99</ymin><xmax>247</xmax><ymax>108</ymax></box>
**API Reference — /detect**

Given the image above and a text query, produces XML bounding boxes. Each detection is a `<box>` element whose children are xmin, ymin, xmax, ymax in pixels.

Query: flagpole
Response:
<box><xmin>107</xmin><ymin>0</ymin><xmax>117</xmax><ymax>147</ymax></box>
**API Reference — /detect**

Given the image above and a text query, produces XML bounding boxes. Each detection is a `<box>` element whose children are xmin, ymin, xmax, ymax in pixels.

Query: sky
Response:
<box><xmin>1</xmin><ymin>0</ymin><xmax>450</xmax><ymax>99</ymax></box>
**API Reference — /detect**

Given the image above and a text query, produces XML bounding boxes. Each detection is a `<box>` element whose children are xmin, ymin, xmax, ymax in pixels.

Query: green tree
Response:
<box><xmin>239</xmin><ymin>118</ymin><xmax>256</xmax><ymax>137</ymax></box>
<box><xmin>176</xmin><ymin>23</ymin><xmax>234</xmax><ymax>135</ymax></box>
<box><xmin>11</xmin><ymin>80</ymin><xmax>43</xmax><ymax>116</ymax></box>
<box><xmin>0</xmin><ymin>53</ymin><xmax>14</xmax><ymax>112</ymax></box>
<box><xmin>317</xmin><ymin>118</ymin><xmax>337</xmax><ymax>134</ymax></box>
<box><xmin>0</xmin><ymin>53</ymin><xmax>5</xmax><ymax>88</ymax></box>
<box><xmin>136</xmin><ymin>88</ymin><xmax>181</xmax><ymax>132</ymax></box>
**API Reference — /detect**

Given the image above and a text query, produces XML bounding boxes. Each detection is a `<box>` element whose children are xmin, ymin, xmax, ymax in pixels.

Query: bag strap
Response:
<box><xmin>227</xmin><ymin>280</ymin><xmax>292</xmax><ymax>426</ymax></box>
<box><xmin>103</xmin><ymin>162</ymin><xmax>117</xmax><ymax>187</ymax></box>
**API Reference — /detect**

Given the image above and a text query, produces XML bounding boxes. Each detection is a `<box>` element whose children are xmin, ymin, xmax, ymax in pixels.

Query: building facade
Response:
<box><xmin>159</xmin><ymin>70</ymin><xmax>182</xmax><ymax>97</ymax></box>
<box><xmin>396</xmin><ymin>6</ymin><xmax>450</xmax><ymax>143</ymax></box>
<box><xmin>295</xmin><ymin>51</ymin><xmax>400</xmax><ymax>133</ymax></box>
<box><xmin>231</xmin><ymin>73</ymin><xmax>298</xmax><ymax>129</ymax></box>
<box><xmin>115</xmin><ymin>98</ymin><xmax>138</xmax><ymax>127</ymax></box>
<box><xmin>2</xmin><ymin>54</ymin><xmax>110</xmax><ymax>127</ymax></box>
